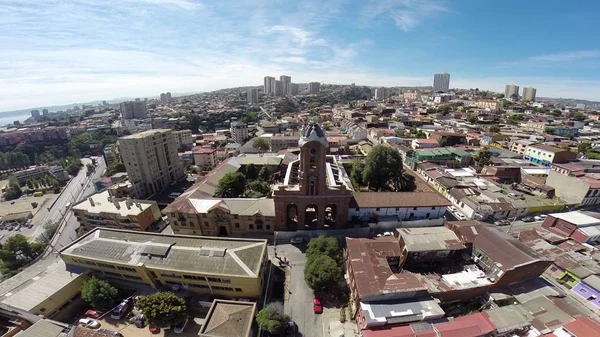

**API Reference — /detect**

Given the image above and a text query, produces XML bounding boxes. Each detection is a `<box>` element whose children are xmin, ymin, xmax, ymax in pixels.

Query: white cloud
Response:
<box><xmin>530</xmin><ymin>50</ymin><xmax>600</xmax><ymax>62</ymax></box>
<box><xmin>362</xmin><ymin>0</ymin><xmax>448</xmax><ymax>31</ymax></box>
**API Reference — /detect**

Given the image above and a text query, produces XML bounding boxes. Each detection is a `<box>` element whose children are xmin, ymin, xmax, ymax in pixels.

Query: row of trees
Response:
<box><xmin>0</xmin><ymin>151</ymin><xmax>30</xmax><ymax>172</ymax></box>
<box><xmin>215</xmin><ymin>164</ymin><xmax>272</xmax><ymax>198</ymax></box>
<box><xmin>0</xmin><ymin>234</ymin><xmax>43</xmax><ymax>276</ymax></box>
<box><xmin>25</xmin><ymin>175</ymin><xmax>60</xmax><ymax>191</ymax></box>
<box><xmin>350</xmin><ymin>145</ymin><xmax>415</xmax><ymax>192</ymax></box>
<box><xmin>304</xmin><ymin>236</ymin><xmax>343</xmax><ymax>292</ymax></box>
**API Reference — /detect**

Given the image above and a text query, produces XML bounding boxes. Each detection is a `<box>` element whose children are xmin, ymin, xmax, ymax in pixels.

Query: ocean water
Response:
<box><xmin>0</xmin><ymin>111</ymin><xmax>33</xmax><ymax>128</ymax></box>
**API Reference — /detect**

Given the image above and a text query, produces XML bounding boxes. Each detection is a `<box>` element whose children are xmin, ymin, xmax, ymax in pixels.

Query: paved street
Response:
<box><xmin>270</xmin><ymin>244</ymin><xmax>322</xmax><ymax>337</ymax></box>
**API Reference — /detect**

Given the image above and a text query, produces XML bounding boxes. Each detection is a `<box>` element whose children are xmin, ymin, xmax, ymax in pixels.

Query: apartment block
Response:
<box><xmin>230</xmin><ymin>121</ymin><xmax>248</xmax><ymax>144</ymax></box>
<box><xmin>522</xmin><ymin>87</ymin><xmax>537</xmax><ymax>101</ymax></box>
<box><xmin>247</xmin><ymin>88</ymin><xmax>259</xmax><ymax>104</ymax></box>
<box><xmin>11</xmin><ymin>165</ymin><xmax>69</xmax><ymax>184</ymax></box>
<box><xmin>505</xmin><ymin>84</ymin><xmax>519</xmax><ymax>98</ymax></box>
<box><xmin>119</xmin><ymin>129</ymin><xmax>185</xmax><ymax>198</ymax></box>
<box><xmin>119</xmin><ymin>99</ymin><xmax>148</xmax><ymax>119</ymax></box>
<box><xmin>72</xmin><ymin>190</ymin><xmax>161</xmax><ymax>231</ymax></box>
<box><xmin>433</xmin><ymin>73</ymin><xmax>450</xmax><ymax>92</ymax></box>
<box><xmin>308</xmin><ymin>82</ymin><xmax>320</xmax><ymax>93</ymax></box>
<box><xmin>270</xmin><ymin>135</ymin><xmax>298</xmax><ymax>152</ymax></box>
<box><xmin>509</xmin><ymin>139</ymin><xmax>538</xmax><ymax>155</ymax></box>
<box><xmin>264</xmin><ymin>76</ymin><xmax>275</xmax><ymax>95</ymax></box>
<box><xmin>59</xmin><ymin>228</ymin><xmax>268</xmax><ymax>299</ymax></box>
<box><xmin>524</xmin><ymin>144</ymin><xmax>576</xmax><ymax>167</ymax></box>
<box><xmin>173</xmin><ymin>129</ymin><xmax>193</xmax><ymax>150</ymax></box>
<box><xmin>192</xmin><ymin>146</ymin><xmax>217</xmax><ymax>169</ymax></box>
<box><xmin>280</xmin><ymin>75</ymin><xmax>291</xmax><ymax>95</ymax></box>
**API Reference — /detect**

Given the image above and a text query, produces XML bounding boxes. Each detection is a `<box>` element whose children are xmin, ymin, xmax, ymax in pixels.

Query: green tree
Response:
<box><xmin>489</xmin><ymin>126</ymin><xmax>501</xmax><ymax>133</ymax></box>
<box><xmin>215</xmin><ymin>172</ymin><xmax>246</xmax><ymax>197</ymax></box>
<box><xmin>245</xmin><ymin>163</ymin><xmax>258</xmax><ymax>180</ymax></box>
<box><xmin>545</xmin><ymin>127</ymin><xmax>556</xmax><ymax>135</ymax></box>
<box><xmin>437</xmin><ymin>105</ymin><xmax>451</xmax><ymax>115</ymax></box>
<box><xmin>362</xmin><ymin>145</ymin><xmax>403</xmax><ymax>191</ymax></box>
<box><xmin>244</xmin><ymin>180</ymin><xmax>270</xmax><ymax>198</ymax></box>
<box><xmin>574</xmin><ymin>112</ymin><xmax>587</xmax><ymax>121</ymax></box>
<box><xmin>253</xmin><ymin>138</ymin><xmax>270</xmax><ymax>152</ymax></box>
<box><xmin>474</xmin><ymin>147</ymin><xmax>492</xmax><ymax>171</ymax></box>
<box><xmin>136</xmin><ymin>292</ymin><xmax>187</xmax><ymax>328</ymax></box>
<box><xmin>437</xmin><ymin>138</ymin><xmax>448</xmax><ymax>147</ymax></box>
<box><xmin>306</xmin><ymin>236</ymin><xmax>342</xmax><ymax>264</ymax></box>
<box><xmin>467</xmin><ymin>114</ymin><xmax>478</xmax><ymax>124</ymax></box>
<box><xmin>3</xmin><ymin>181</ymin><xmax>23</xmax><ymax>201</ymax></box>
<box><xmin>81</xmin><ymin>277</ymin><xmax>119</xmax><ymax>309</ymax></box>
<box><xmin>578</xmin><ymin>142</ymin><xmax>593</xmax><ymax>154</ymax></box>
<box><xmin>305</xmin><ymin>255</ymin><xmax>342</xmax><ymax>292</ymax></box>
<box><xmin>415</xmin><ymin>130</ymin><xmax>427</xmax><ymax>139</ymax></box>
<box><xmin>258</xmin><ymin>166</ymin><xmax>271</xmax><ymax>181</ymax></box>
<box><xmin>256</xmin><ymin>302</ymin><xmax>289</xmax><ymax>334</ymax></box>
<box><xmin>350</xmin><ymin>161</ymin><xmax>365</xmax><ymax>188</ymax></box>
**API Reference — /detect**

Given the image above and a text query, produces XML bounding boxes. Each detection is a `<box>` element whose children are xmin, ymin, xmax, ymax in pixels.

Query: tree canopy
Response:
<box><xmin>81</xmin><ymin>277</ymin><xmax>119</xmax><ymax>309</ymax></box>
<box><xmin>362</xmin><ymin>145</ymin><xmax>404</xmax><ymax>191</ymax></box>
<box><xmin>305</xmin><ymin>254</ymin><xmax>342</xmax><ymax>292</ymax></box>
<box><xmin>253</xmin><ymin>138</ymin><xmax>270</xmax><ymax>152</ymax></box>
<box><xmin>0</xmin><ymin>234</ymin><xmax>43</xmax><ymax>275</ymax></box>
<box><xmin>256</xmin><ymin>302</ymin><xmax>289</xmax><ymax>334</ymax></box>
<box><xmin>258</xmin><ymin>166</ymin><xmax>271</xmax><ymax>181</ymax></box>
<box><xmin>244</xmin><ymin>180</ymin><xmax>270</xmax><ymax>198</ymax></box>
<box><xmin>215</xmin><ymin>172</ymin><xmax>246</xmax><ymax>198</ymax></box>
<box><xmin>306</xmin><ymin>236</ymin><xmax>342</xmax><ymax>264</ymax></box>
<box><xmin>474</xmin><ymin>147</ymin><xmax>492</xmax><ymax>171</ymax></box>
<box><xmin>136</xmin><ymin>292</ymin><xmax>187</xmax><ymax>328</ymax></box>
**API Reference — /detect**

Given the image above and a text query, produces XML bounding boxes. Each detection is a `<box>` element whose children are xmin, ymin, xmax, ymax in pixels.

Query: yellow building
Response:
<box><xmin>72</xmin><ymin>190</ymin><xmax>162</xmax><ymax>231</ymax></box>
<box><xmin>59</xmin><ymin>228</ymin><xmax>268</xmax><ymax>299</ymax></box>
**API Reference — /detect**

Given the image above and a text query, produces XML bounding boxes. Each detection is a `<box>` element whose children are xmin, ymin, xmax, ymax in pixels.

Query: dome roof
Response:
<box><xmin>299</xmin><ymin>122</ymin><xmax>329</xmax><ymax>148</ymax></box>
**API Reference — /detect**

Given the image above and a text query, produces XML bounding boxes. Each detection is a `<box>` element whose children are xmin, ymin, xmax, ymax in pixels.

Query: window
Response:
<box><xmin>431</xmin><ymin>207</ymin><xmax>435</xmax><ymax>210</ymax></box>
<box><xmin>257</xmin><ymin>224</ymin><xmax>263</xmax><ymax>230</ymax></box>
<box><xmin>376</xmin><ymin>208</ymin><xmax>380</xmax><ymax>211</ymax></box>
<box><xmin>413</xmin><ymin>207</ymin><xmax>417</xmax><ymax>210</ymax></box>
<box><xmin>426</xmin><ymin>213</ymin><xmax>430</xmax><ymax>218</ymax></box>
<box><xmin>235</xmin><ymin>288</ymin><xmax>242</xmax><ymax>292</ymax></box>
<box><xmin>204</xmin><ymin>221</ymin><xmax>209</xmax><ymax>227</ymax></box>
<box><xmin>234</xmin><ymin>215</ymin><xmax>238</xmax><ymax>219</ymax></box>
<box><xmin>249</xmin><ymin>224</ymin><xmax>254</xmax><ymax>230</ymax></box>
<box><xmin>395</xmin><ymin>208</ymin><xmax>399</xmax><ymax>211</ymax></box>
<box><xmin>266</xmin><ymin>225</ymin><xmax>271</xmax><ymax>230</ymax></box>
<box><xmin>235</xmin><ymin>223</ymin><xmax>240</xmax><ymax>228</ymax></box>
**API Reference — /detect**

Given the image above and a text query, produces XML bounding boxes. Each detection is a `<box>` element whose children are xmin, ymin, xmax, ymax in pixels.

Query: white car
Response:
<box><xmin>455</xmin><ymin>213</ymin><xmax>467</xmax><ymax>220</ymax></box>
<box><xmin>174</xmin><ymin>318</ymin><xmax>189</xmax><ymax>333</ymax></box>
<box><xmin>534</xmin><ymin>215</ymin><xmax>547</xmax><ymax>221</ymax></box>
<box><xmin>79</xmin><ymin>318</ymin><xmax>100</xmax><ymax>329</ymax></box>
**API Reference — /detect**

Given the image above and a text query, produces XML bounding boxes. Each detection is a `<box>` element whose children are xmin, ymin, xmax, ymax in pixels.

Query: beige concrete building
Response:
<box><xmin>522</xmin><ymin>87</ymin><xmax>537</xmax><ymax>101</ymax></box>
<box><xmin>230</xmin><ymin>121</ymin><xmax>248</xmax><ymax>144</ymax></box>
<box><xmin>119</xmin><ymin>129</ymin><xmax>185</xmax><ymax>197</ymax></box>
<box><xmin>173</xmin><ymin>129</ymin><xmax>193</xmax><ymax>150</ymax></box>
<box><xmin>193</xmin><ymin>146</ymin><xmax>217</xmax><ymax>169</ymax></box>
<box><xmin>60</xmin><ymin>229</ymin><xmax>268</xmax><ymax>299</ymax></box>
<box><xmin>72</xmin><ymin>190</ymin><xmax>161</xmax><ymax>231</ymax></box>
<box><xmin>270</xmin><ymin>135</ymin><xmax>298</xmax><ymax>152</ymax></box>
<box><xmin>509</xmin><ymin>139</ymin><xmax>538</xmax><ymax>155</ymax></box>
<box><xmin>473</xmin><ymin>99</ymin><xmax>502</xmax><ymax>111</ymax></box>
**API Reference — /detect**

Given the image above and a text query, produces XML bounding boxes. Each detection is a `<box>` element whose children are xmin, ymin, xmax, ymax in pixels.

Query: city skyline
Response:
<box><xmin>1</xmin><ymin>0</ymin><xmax>600</xmax><ymax>111</ymax></box>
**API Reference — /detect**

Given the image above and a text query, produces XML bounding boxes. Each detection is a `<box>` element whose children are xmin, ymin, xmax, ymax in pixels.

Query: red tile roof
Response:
<box><xmin>361</xmin><ymin>313</ymin><xmax>495</xmax><ymax>337</ymax></box>
<box><xmin>561</xmin><ymin>317</ymin><xmax>600</xmax><ymax>337</ymax></box>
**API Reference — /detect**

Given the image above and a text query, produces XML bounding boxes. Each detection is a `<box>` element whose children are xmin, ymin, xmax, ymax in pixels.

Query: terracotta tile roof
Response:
<box><xmin>361</xmin><ymin>313</ymin><xmax>495</xmax><ymax>337</ymax></box>
<box><xmin>350</xmin><ymin>192</ymin><xmax>451</xmax><ymax>209</ymax></box>
<box><xmin>445</xmin><ymin>221</ymin><xmax>483</xmax><ymax>244</ymax></box>
<box><xmin>346</xmin><ymin>237</ymin><xmax>427</xmax><ymax>299</ymax></box>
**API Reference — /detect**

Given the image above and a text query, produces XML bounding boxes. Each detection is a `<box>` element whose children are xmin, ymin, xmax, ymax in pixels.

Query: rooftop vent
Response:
<box><xmin>199</xmin><ymin>247</ymin><xmax>227</xmax><ymax>257</ymax></box>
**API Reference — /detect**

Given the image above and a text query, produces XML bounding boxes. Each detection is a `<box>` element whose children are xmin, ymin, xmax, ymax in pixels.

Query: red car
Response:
<box><xmin>313</xmin><ymin>297</ymin><xmax>323</xmax><ymax>314</ymax></box>
<box><xmin>149</xmin><ymin>326</ymin><xmax>161</xmax><ymax>334</ymax></box>
<box><xmin>84</xmin><ymin>310</ymin><xmax>102</xmax><ymax>319</ymax></box>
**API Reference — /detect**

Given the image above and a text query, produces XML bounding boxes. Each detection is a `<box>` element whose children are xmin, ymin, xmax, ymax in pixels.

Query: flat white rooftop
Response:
<box><xmin>549</xmin><ymin>211</ymin><xmax>600</xmax><ymax>227</ymax></box>
<box><xmin>441</xmin><ymin>267</ymin><xmax>492</xmax><ymax>289</ymax></box>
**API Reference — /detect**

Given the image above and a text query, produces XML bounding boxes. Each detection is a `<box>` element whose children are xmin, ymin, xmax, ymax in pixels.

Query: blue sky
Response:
<box><xmin>1</xmin><ymin>0</ymin><xmax>600</xmax><ymax>111</ymax></box>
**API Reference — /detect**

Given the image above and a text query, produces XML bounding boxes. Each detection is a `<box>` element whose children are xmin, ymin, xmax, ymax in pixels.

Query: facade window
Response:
<box><xmin>249</xmin><ymin>224</ymin><xmax>254</xmax><ymax>230</ymax></box>
<box><xmin>234</xmin><ymin>215</ymin><xmax>238</xmax><ymax>219</ymax></box>
<box><xmin>376</xmin><ymin>208</ymin><xmax>380</xmax><ymax>211</ymax></box>
<box><xmin>395</xmin><ymin>208</ymin><xmax>399</xmax><ymax>211</ymax></box>
<box><xmin>266</xmin><ymin>225</ymin><xmax>271</xmax><ymax>230</ymax></box>
<box><xmin>431</xmin><ymin>207</ymin><xmax>435</xmax><ymax>210</ymax></box>
<box><xmin>235</xmin><ymin>223</ymin><xmax>240</xmax><ymax>228</ymax></box>
<box><xmin>235</xmin><ymin>288</ymin><xmax>242</xmax><ymax>292</ymax></box>
<box><xmin>204</xmin><ymin>221</ymin><xmax>209</xmax><ymax>227</ymax></box>
<box><xmin>413</xmin><ymin>207</ymin><xmax>417</xmax><ymax>210</ymax></box>
<box><xmin>257</xmin><ymin>224</ymin><xmax>263</xmax><ymax>230</ymax></box>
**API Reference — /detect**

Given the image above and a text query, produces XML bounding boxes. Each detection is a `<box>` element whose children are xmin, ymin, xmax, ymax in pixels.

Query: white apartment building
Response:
<box><xmin>230</xmin><ymin>121</ymin><xmax>248</xmax><ymax>144</ymax></box>
<box><xmin>274</xmin><ymin>80</ymin><xmax>283</xmax><ymax>97</ymax></box>
<box><xmin>119</xmin><ymin>129</ymin><xmax>185</xmax><ymax>198</ymax></box>
<box><xmin>173</xmin><ymin>129</ymin><xmax>193</xmax><ymax>150</ymax></box>
<box><xmin>247</xmin><ymin>88</ymin><xmax>259</xmax><ymax>104</ymax></box>
<box><xmin>433</xmin><ymin>73</ymin><xmax>450</xmax><ymax>92</ymax></box>
<box><xmin>120</xmin><ymin>99</ymin><xmax>147</xmax><ymax>119</ymax></box>
<box><xmin>280</xmin><ymin>75</ymin><xmax>291</xmax><ymax>96</ymax></box>
<box><xmin>504</xmin><ymin>84</ymin><xmax>519</xmax><ymax>98</ymax></box>
<box><xmin>264</xmin><ymin>76</ymin><xmax>275</xmax><ymax>95</ymax></box>
<box><xmin>522</xmin><ymin>87</ymin><xmax>537</xmax><ymax>101</ymax></box>
<box><xmin>291</xmin><ymin>83</ymin><xmax>299</xmax><ymax>96</ymax></box>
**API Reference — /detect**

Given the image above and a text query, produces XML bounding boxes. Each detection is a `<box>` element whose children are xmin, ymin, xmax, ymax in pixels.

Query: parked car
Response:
<box><xmin>85</xmin><ymin>310</ymin><xmax>102</xmax><ymax>319</ymax></box>
<box><xmin>174</xmin><ymin>318</ymin><xmax>189</xmax><ymax>333</ymax></box>
<box><xmin>290</xmin><ymin>236</ymin><xmax>305</xmax><ymax>244</ymax></box>
<box><xmin>455</xmin><ymin>213</ymin><xmax>467</xmax><ymax>220</ymax></box>
<box><xmin>521</xmin><ymin>216</ymin><xmax>535</xmax><ymax>223</ymax></box>
<box><xmin>313</xmin><ymin>297</ymin><xmax>323</xmax><ymax>314</ymax></box>
<box><xmin>110</xmin><ymin>300</ymin><xmax>130</xmax><ymax>319</ymax></box>
<box><xmin>534</xmin><ymin>214</ymin><xmax>548</xmax><ymax>221</ymax></box>
<box><xmin>149</xmin><ymin>325</ymin><xmax>160</xmax><ymax>334</ymax></box>
<box><xmin>79</xmin><ymin>318</ymin><xmax>100</xmax><ymax>329</ymax></box>
<box><xmin>494</xmin><ymin>219</ymin><xmax>511</xmax><ymax>226</ymax></box>
<box><xmin>134</xmin><ymin>314</ymin><xmax>145</xmax><ymax>328</ymax></box>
